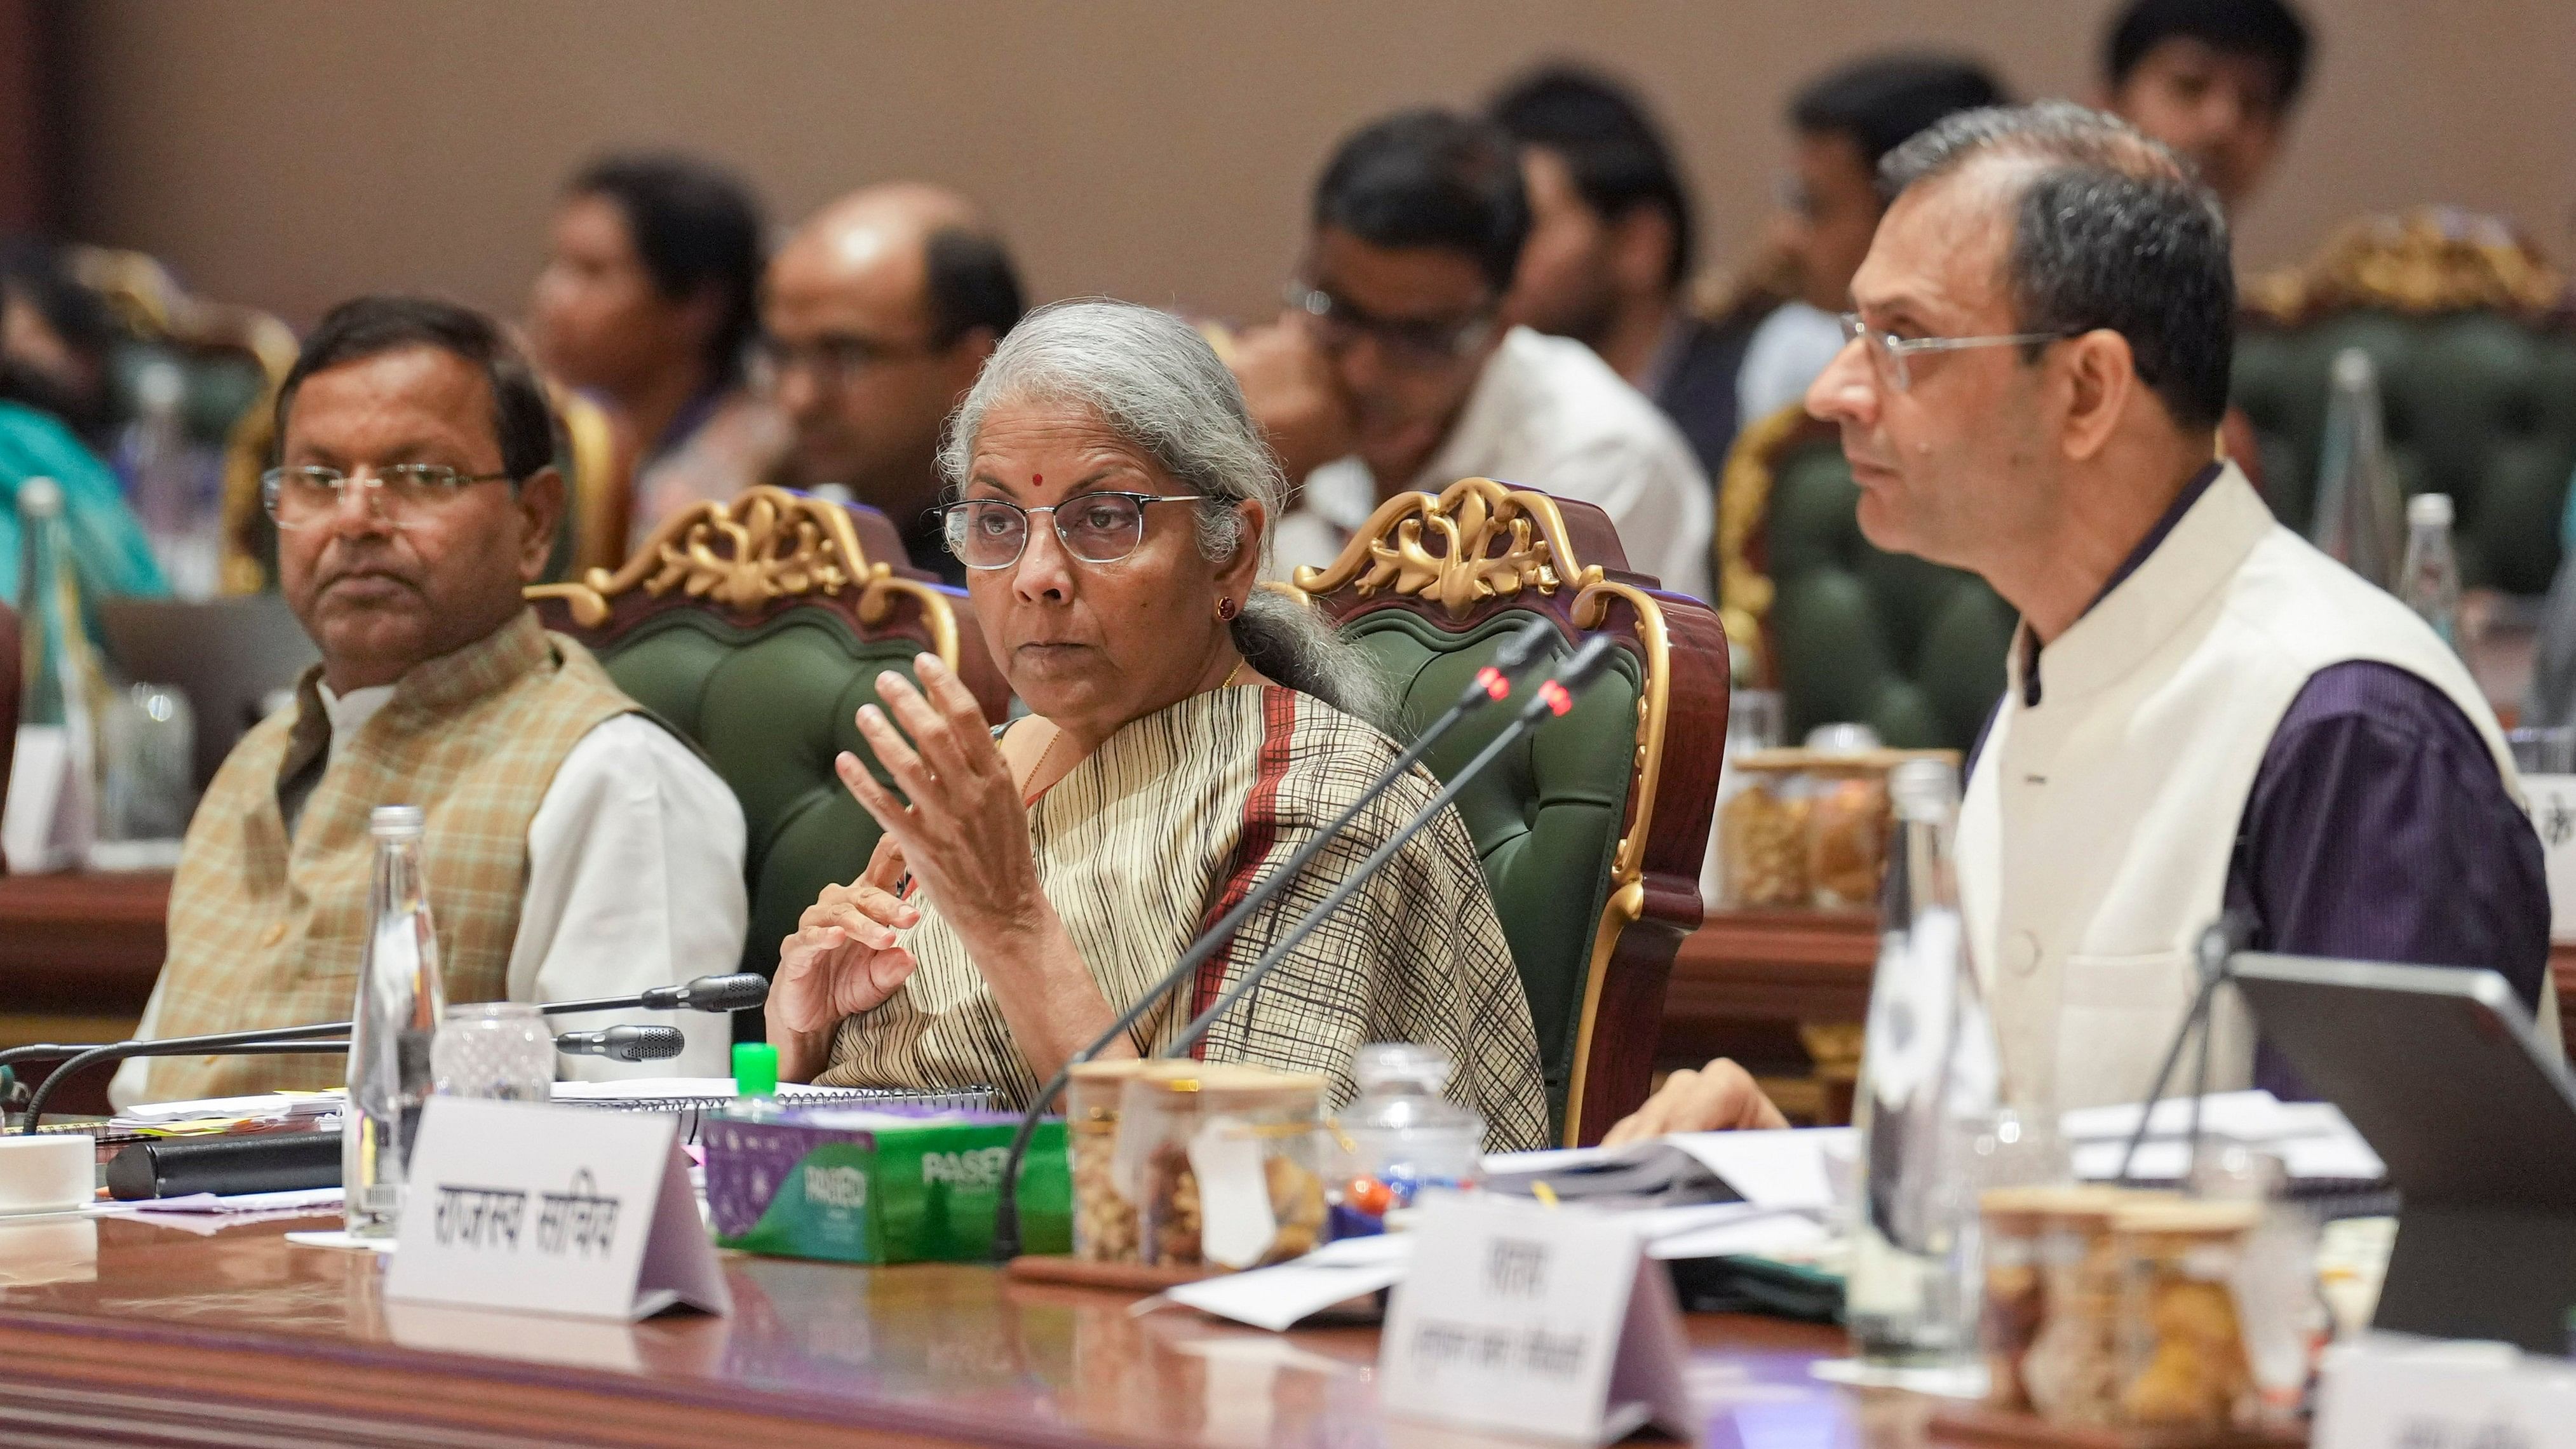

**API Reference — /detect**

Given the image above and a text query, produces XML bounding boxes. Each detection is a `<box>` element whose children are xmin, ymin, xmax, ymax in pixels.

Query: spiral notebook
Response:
<box><xmin>546</xmin><ymin>1079</ymin><xmax>995</xmax><ymax>1143</ymax></box>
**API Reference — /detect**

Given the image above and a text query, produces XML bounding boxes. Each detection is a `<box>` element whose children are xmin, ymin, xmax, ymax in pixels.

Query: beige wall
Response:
<box><xmin>62</xmin><ymin>0</ymin><xmax>2576</xmax><ymax>330</ymax></box>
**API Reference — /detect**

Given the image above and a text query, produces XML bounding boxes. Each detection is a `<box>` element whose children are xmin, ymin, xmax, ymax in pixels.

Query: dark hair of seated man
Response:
<box><xmin>1312</xmin><ymin>109</ymin><xmax>1530</xmax><ymax>295</ymax></box>
<box><xmin>274</xmin><ymin>295</ymin><xmax>560</xmax><ymax>485</ymax></box>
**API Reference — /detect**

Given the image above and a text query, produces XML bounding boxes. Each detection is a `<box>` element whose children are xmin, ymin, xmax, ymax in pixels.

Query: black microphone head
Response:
<box><xmin>612</xmin><ymin>1026</ymin><xmax>688</xmax><ymax>1063</ymax></box>
<box><xmin>555</xmin><ymin>1025</ymin><xmax>688</xmax><ymax>1062</ymax></box>
<box><xmin>1554</xmin><ymin>633</ymin><xmax>1621</xmax><ymax>690</ymax></box>
<box><xmin>679</xmin><ymin>973</ymin><xmax>771</xmax><ymax>1013</ymax></box>
<box><xmin>1492</xmin><ymin>616</ymin><xmax>1560</xmax><ymax>675</ymax></box>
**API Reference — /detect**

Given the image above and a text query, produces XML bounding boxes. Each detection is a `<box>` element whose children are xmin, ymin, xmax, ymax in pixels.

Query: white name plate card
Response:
<box><xmin>1377</xmin><ymin>1192</ymin><xmax>1690</xmax><ymax>1445</ymax></box>
<box><xmin>2316</xmin><ymin>1336</ymin><xmax>2576</xmax><ymax>1449</ymax></box>
<box><xmin>384</xmin><ymin>1097</ymin><xmax>729</xmax><ymax>1322</ymax></box>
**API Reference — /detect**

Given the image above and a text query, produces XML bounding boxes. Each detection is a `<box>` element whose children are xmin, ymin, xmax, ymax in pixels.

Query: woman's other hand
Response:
<box><xmin>1600</xmin><ymin>1059</ymin><xmax>1790</xmax><ymax>1145</ymax></box>
<box><xmin>770</xmin><ymin>834</ymin><xmax>920</xmax><ymax>1080</ymax></box>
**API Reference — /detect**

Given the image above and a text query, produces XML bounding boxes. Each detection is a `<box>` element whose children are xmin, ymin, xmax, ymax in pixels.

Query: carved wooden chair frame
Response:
<box><xmin>523</xmin><ymin>484</ymin><xmax>966</xmax><ymax>683</ymax></box>
<box><xmin>1712</xmin><ymin>401</ymin><xmax>1840</xmax><ymax>692</ymax></box>
<box><xmin>2242</xmin><ymin>206</ymin><xmax>2569</xmax><ymax>325</ymax></box>
<box><xmin>1293</xmin><ymin>476</ymin><xmax>1728</xmax><ymax>1145</ymax></box>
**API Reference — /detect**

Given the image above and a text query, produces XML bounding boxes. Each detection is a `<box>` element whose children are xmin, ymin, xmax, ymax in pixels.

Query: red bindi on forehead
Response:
<box><xmin>1030</xmin><ymin>473</ymin><xmax>1043</xmax><ymax>489</ymax></box>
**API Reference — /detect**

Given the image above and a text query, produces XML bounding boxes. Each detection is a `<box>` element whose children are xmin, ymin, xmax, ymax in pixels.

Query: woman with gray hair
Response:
<box><xmin>769</xmin><ymin>299</ymin><xmax>1548</xmax><ymax>1149</ymax></box>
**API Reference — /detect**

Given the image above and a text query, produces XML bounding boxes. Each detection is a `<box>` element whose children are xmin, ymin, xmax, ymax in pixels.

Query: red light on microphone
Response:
<box><xmin>1474</xmin><ymin>666</ymin><xmax>1511</xmax><ymax>701</ymax></box>
<box><xmin>1538</xmin><ymin>680</ymin><xmax>1572</xmax><ymax>717</ymax></box>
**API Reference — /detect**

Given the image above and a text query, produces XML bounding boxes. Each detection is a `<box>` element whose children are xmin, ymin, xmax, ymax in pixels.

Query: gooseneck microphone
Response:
<box><xmin>1157</xmin><ymin>633</ymin><xmax>1622</xmax><ymax>1060</ymax></box>
<box><xmin>987</xmin><ymin>620</ymin><xmax>1590</xmax><ymax>1259</ymax></box>
<box><xmin>16</xmin><ymin>995</ymin><xmax>727</xmax><ymax>1131</ymax></box>
<box><xmin>0</xmin><ymin>971</ymin><xmax>778</xmax><ymax>1079</ymax></box>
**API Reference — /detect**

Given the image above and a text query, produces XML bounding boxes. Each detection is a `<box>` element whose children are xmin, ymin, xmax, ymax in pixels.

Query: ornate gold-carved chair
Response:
<box><xmin>2236</xmin><ymin>207</ymin><xmax>2576</xmax><ymax>595</ymax></box>
<box><xmin>526</xmin><ymin>486</ymin><xmax>1004</xmax><ymax>1021</ymax></box>
<box><xmin>1293</xmin><ymin>477</ymin><xmax>1730</xmax><ymax>1145</ymax></box>
<box><xmin>1716</xmin><ymin>404</ymin><xmax>2016</xmax><ymax>751</ymax></box>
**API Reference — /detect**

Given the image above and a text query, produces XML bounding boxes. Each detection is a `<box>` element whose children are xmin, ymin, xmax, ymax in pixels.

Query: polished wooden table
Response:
<box><xmin>0</xmin><ymin>1213</ymin><xmax>1913</xmax><ymax>1448</ymax></box>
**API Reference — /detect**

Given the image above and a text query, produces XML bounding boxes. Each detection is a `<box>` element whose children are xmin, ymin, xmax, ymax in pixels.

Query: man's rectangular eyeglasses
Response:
<box><xmin>259</xmin><ymin>464</ymin><xmax>514</xmax><ymax>530</ymax></box>
<box><xmin>1283</xmin><ymin>283</ymin><xmax>1495</xmax><ymax>370</ymax></box>
<box><xmin>757</xmin><ymin>333</ymin><xmax>938</xmax><ymax>389</ymax></box>
<box><xmin>1836</xmin><ymin>312</ymin><xmax>2072</xmax><ymax>391</ymax></box>
<box><xmin>940</xmin><ymin>492</ymin><xmax>1211</xmax><ymax>570</ymax></box>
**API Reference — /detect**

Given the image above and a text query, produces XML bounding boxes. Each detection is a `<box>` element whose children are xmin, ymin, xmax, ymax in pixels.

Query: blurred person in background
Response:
<box><xmin>529</xmin><ymin>152</ymin><xmax>779</xmax><ymax>551</ymax></box>
<box><xmin>119</xmin><ymin>296</ymin><xmax>744</xmax><ymax>1107</ymax></box>
<box><xmin>1231</xmin><ymin>109</ymin><xmax>1711</xmax><ymax>599</ymax></box>
<box><xmin>761</xmin><ymin>184</ymin><xmax>1026</xmax><ymax>586</ymax></box>
<box><xmin>2101</xmin><ymin>0</ymin><xmax>2312</xmax><ymax>215</ymax></box>
<box><xmin>1734</xmin><ymin>55</ymin><xmax>2006</xmax><ymax>435</ymax></box>
<box><xmin>0</xmin><ymin>238</ymin><xmax>166</xmax><ymax>628</ymax></box>
<box><xmin>1488</xmin><ymin>64</ymin><xmax>1739</xmax><ymax>482</ymax></box>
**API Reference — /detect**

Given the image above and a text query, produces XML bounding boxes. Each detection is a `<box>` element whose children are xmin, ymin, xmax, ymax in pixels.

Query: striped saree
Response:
<box><xmin>814</xmin><ymin>682</ymin><xmax>1550</xmax><ymax>1152</ymax></box>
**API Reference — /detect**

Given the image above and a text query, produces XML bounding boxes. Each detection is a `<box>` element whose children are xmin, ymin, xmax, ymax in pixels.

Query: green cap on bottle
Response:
<box><xmin>732</xmin><ymin>1041</ymin><xmax>779</xmax><ymax>1098</ymax></box>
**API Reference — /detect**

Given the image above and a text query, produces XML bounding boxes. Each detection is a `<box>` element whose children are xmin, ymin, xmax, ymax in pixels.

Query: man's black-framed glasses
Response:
<box><xmin>1283</xmin><ymin>281</ymin><xmax>1495</xmax><ymax>370</ymax></box>
<box><xmin>940</xmin><ymin>491</ymin><xmax>1213</xmax><ymax>570</ymax></box>
<box><xmin>259</xmin><ymin>463</ymin><xmax>514</xmax><ymax>530</ymax></box>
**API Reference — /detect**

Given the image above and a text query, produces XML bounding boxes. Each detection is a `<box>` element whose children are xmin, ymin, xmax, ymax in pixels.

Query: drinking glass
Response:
<box><xmin>429</xmin><ymin>1003</ymin><xmax>554</xmax><ymax>1102</ymax></box>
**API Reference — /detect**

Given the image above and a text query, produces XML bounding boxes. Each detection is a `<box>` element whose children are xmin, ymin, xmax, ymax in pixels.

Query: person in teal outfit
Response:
<box><xmin>0</xmin><ymin>400</ymin><xmax>171</xmax><ymax>631</ymax></box>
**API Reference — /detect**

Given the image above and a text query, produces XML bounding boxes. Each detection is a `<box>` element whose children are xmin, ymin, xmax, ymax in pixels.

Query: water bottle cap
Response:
<box><xmin>732</xmin><ymin>1042</ymin><xmax>779</xmax><ymax>1098</ymax></box>
<box><xmin>2330</xmin><ymin>347</ymin><xmax>2377</xmax><ymax>389</ymax></box>
<box><xmin>2408</xmin><ymin>492</ymin><xmax>2453</xmax><ymax>528</ymax></box>
<box><xmin>1889</xmin><ymin>758</ymin><xmax>1960</xmax><ymax>820</ymax></box>
<box><xmin>137</xmin><ymin>359</ymin><xmax>185</xmax><ymax>412</ymax></box>
<box><xmin>368</xmin><ymin>804</ymin><xmax>425</xmax><ymax>837</ymax></box>
<box><xmin>17</xmin><ymin>476</ymin><xmax>61</xmax><ymax>518</ymax></box>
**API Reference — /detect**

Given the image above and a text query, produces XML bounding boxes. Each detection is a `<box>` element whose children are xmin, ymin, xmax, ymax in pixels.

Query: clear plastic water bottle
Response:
<box><xmin>2399</xmin><ymin>492</ymin><xmax>2463</xmax><ymax>654</ymax></box>
<box><xmin>2309</xmin><ymin>347</ymin><xmax>2404</xmax><ymax>591</ymax></box>
<box><xmin>12</xmin><ymin>478</ymin><xmax>105</xmax><ymax>870</ymax></box>
<box><xmin>1847</xmin><ymin>758</ymin><xmax>2000</xmax><ymax>1368</ymax></box>
<box><xmin>113</xmin><ymin>360</ymin><xmax>219</xmax><ymax>600</ymax></box>
<box><xmin>345</xmin><ymin>805</ymin><xmax>447</xmax><ymax>1239</ymax></box>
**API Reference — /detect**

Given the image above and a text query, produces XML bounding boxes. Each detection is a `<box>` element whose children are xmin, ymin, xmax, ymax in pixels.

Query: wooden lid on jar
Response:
<box><xmin>1730</xmin><ymin>746</ymin><xmax>1962</xmax><ymax>776</ymax></box>
<box><xmin>1121</xmin><ymin>1060</ymin><xmax>1328</xmax><ymax>1103</ymax></box>
<box><xmin>2112</xmin><ymin>1197</ymin><xmax>2262</xmax><ymax>1239</ymax></box>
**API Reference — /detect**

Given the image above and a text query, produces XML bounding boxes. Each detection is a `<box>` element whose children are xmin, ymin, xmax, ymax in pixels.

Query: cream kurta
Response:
<box><xmin>816</xmin><ymin>683</ymin><xmax>1551</xmax><ymax>1152</ymax></box>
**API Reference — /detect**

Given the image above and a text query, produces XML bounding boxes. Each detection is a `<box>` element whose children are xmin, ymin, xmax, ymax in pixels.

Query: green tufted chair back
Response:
<box><xmin>2234</xmin><ymin>311</ymin><xmax>2576</xmax><ymax>594</ymax></box>
<box><xmin>527</xmin><ymin>488</ymin><xmax>1007</xmax><ymax>1037</ymax></box>
<box><xmin>1294</xmin><ymin>480</ymin><xmax>1730</xmax><ymax>1145</ymax></box>
<box><xmin>1718</xmin><ymin>408</ymin><xmax>2016</xmax><ymax>753</ymax></box>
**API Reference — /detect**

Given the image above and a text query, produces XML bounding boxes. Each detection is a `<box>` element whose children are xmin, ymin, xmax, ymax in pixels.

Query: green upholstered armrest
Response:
<box><xmin>1762</xmin><ymin>432</ymin><xmax>2014</xmax><ymax>751</ymax></box>
<box><xmin>1294</xmin><ymin>477</ymin><xmax>1730</xmax><ymax>1145</ymax></box>
<box><xmin>1340</xmin><ymin>608</ymin><xmax>1641</xmax><ymax>1131</ymax></box>
<box><xmin>2234</xmin><ymin>311</ymin><xmax>2576</xmax><ymax>594</ymax></box>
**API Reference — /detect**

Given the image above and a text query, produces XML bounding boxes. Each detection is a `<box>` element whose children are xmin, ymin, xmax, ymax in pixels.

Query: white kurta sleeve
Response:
<box><xmin>507</xmin><ymin>714</ymin><xmax>748</xmax><ymax>1081</ymax></box>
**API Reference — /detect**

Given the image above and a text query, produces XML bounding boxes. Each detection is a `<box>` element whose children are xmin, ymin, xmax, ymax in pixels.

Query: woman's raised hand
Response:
<box><xmin>835</xmin><ymin>653</ymin><xmax>1046</xmax><ymax>944</ymax></box>
<box><xmin>772</xmin><ymin>833</ymin><xmax>922</xmax><ymax>1041</ymax></box>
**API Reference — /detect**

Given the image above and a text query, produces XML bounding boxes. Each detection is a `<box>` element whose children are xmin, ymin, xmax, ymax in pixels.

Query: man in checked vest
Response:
<box><xmin>117</xmin><ymin>296</ymin><xmax>748</xmax><ymax>1105</ymax></box>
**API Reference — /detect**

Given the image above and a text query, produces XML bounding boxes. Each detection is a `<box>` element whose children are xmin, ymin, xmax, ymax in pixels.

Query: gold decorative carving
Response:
<box><xmin>1291</xmin><ymin>476</ymin><xmax>1605</xmax><ymax>619</ymax></box>
<box><xmin>1713</xmin><ymin>402</ymin><xmax>1826</xmax><ymax>685</ymax></box>
<box><xmin>525</xmin><ymin>485</ymin><xmax>959</xmax><ymax>666</ymax></box>
<box><xmin>2246</xmin><ymin>207</ymin><xmax>2568</xmax><ymax>324</ymax></box>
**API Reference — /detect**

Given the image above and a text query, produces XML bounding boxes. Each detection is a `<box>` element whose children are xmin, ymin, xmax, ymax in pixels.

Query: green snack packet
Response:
<box><xmin>701</xmin><ymin>1107</ymin><xmax>1070</xmax><ymax>1263</ymax></box>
